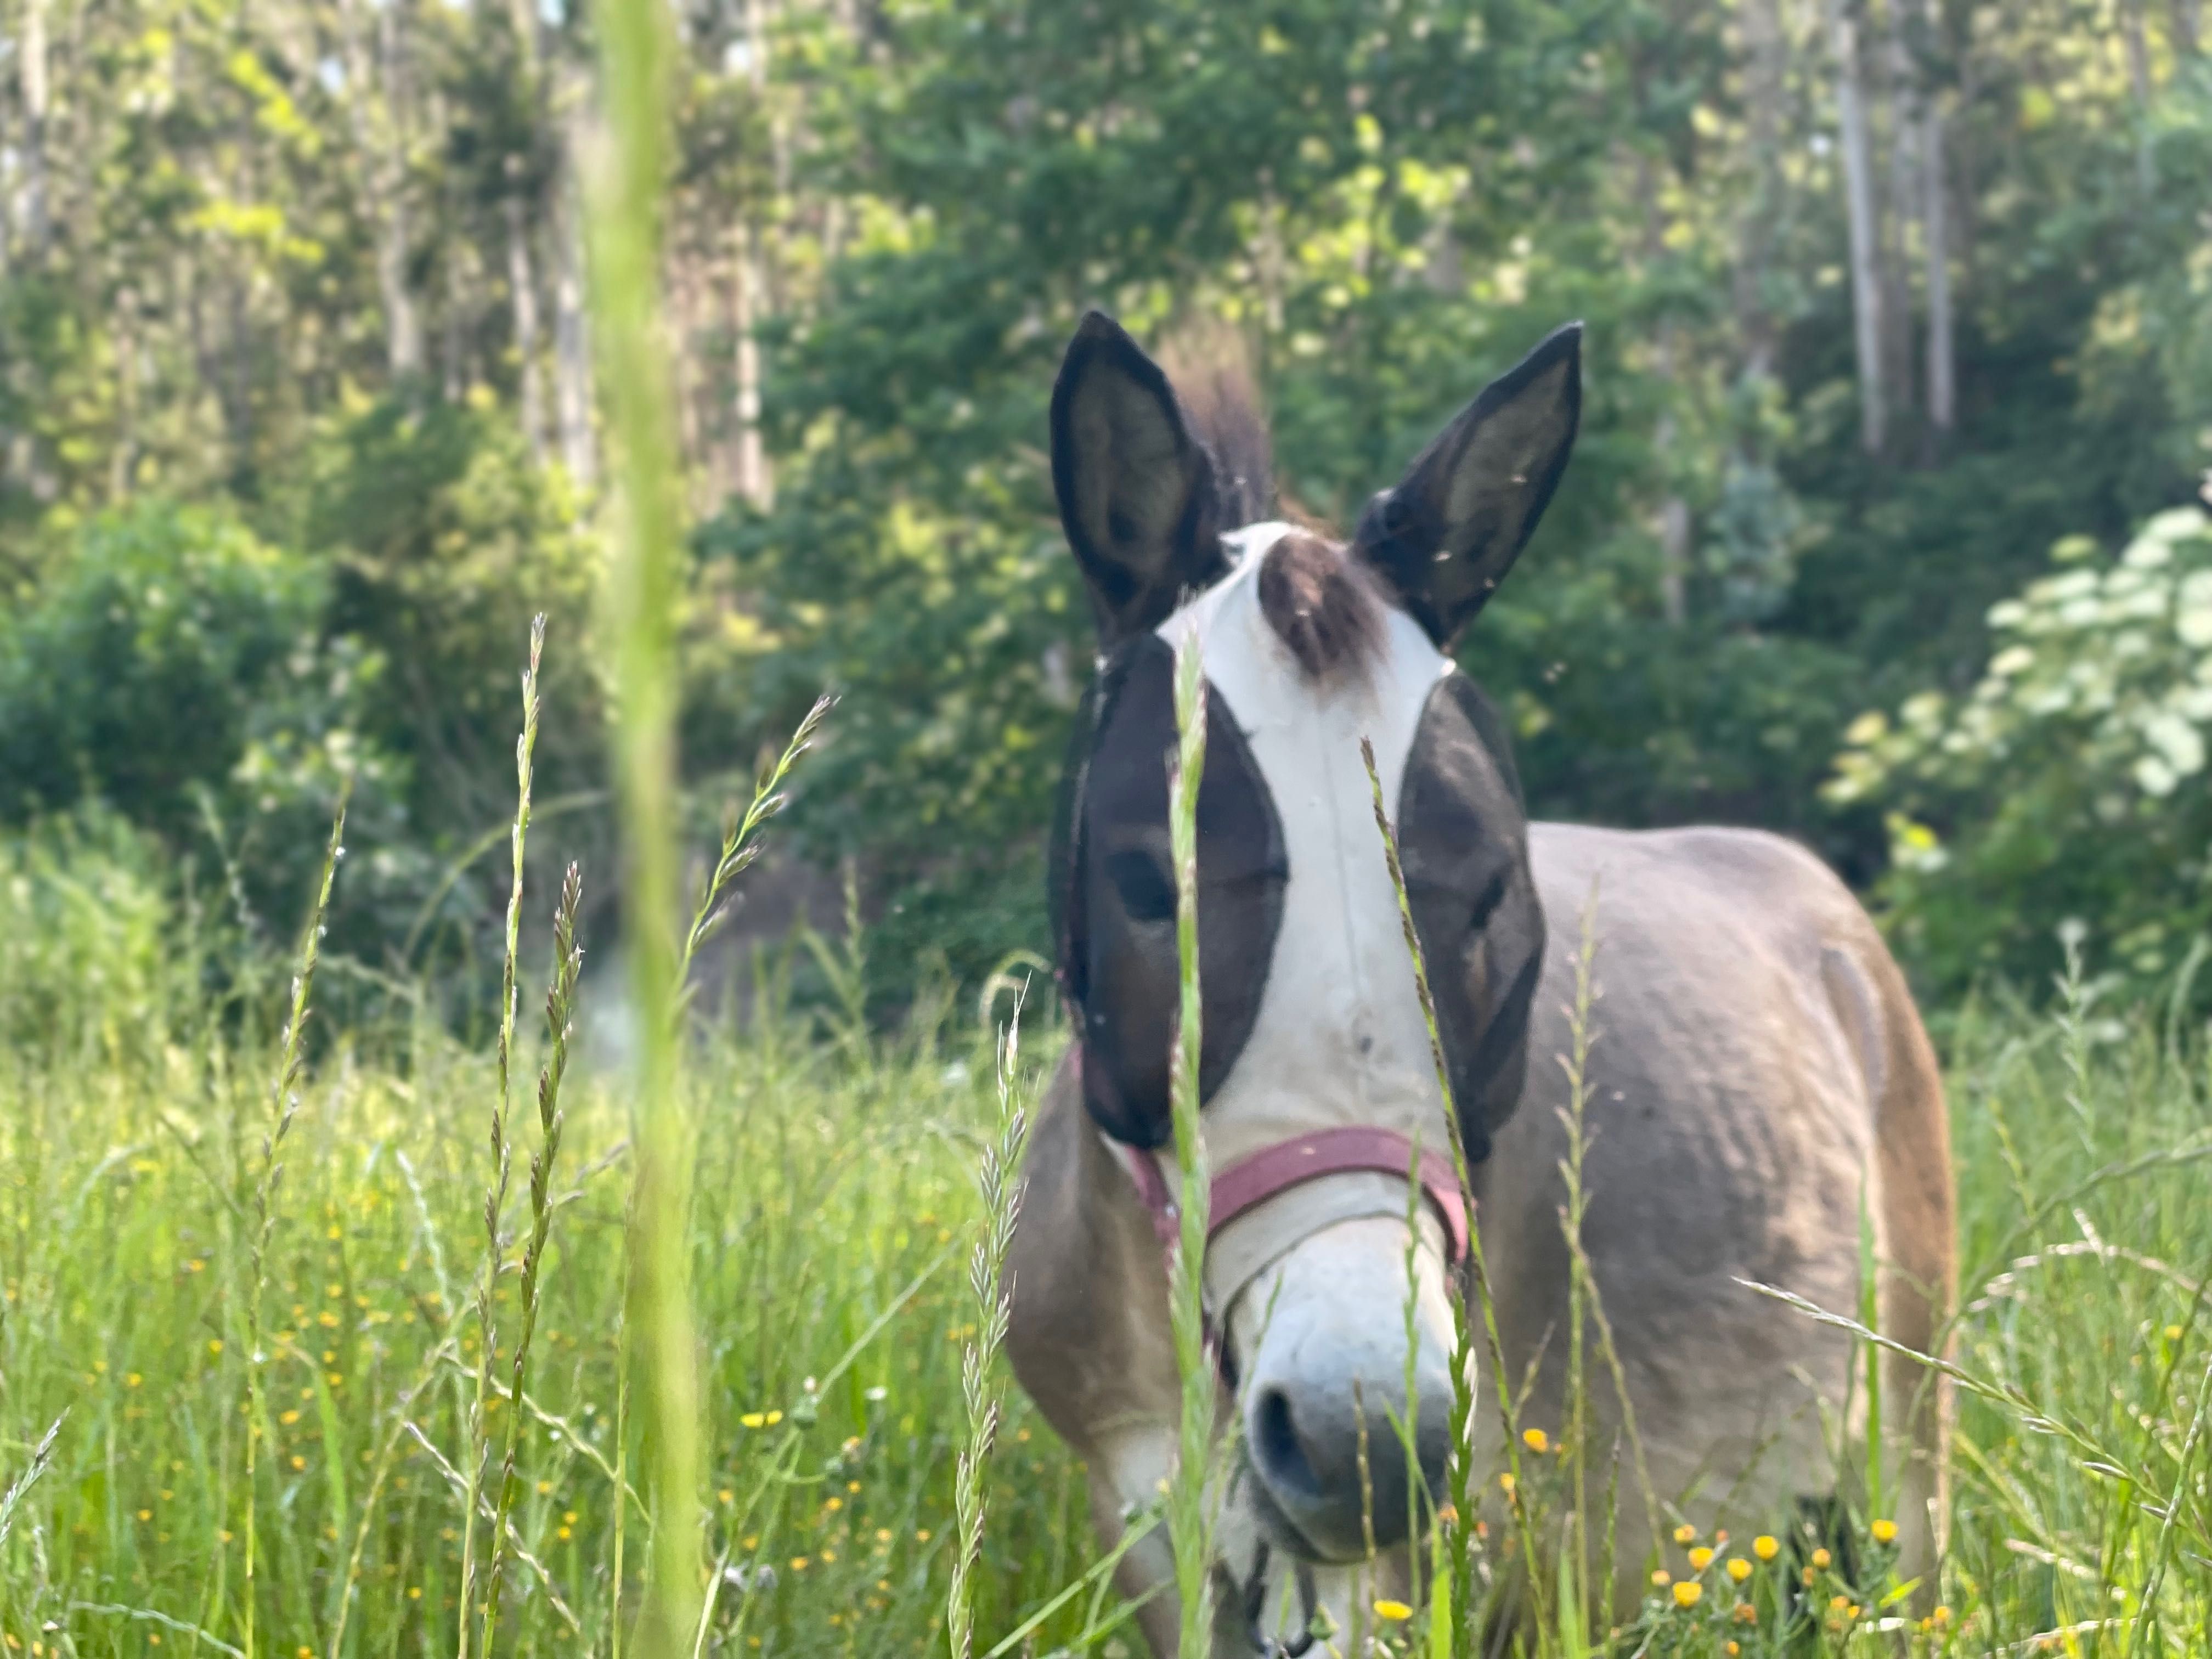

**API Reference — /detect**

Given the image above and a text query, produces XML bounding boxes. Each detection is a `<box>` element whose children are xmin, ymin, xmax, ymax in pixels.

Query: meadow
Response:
<box><xmin>2</xmin><ymin>0</ymin><xmax>2209</xmax><ymax>1649</ymax></box>
<box><xmin>2</xmin><ymin>800</ymin><xmax>2209</xmax><ymax>1656</ymax></box>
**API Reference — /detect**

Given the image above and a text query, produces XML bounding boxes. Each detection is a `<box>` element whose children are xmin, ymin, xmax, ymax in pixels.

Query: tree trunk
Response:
<box><xmin>1881</xmin><ymin>1</ymin><xmax>1919</xmax><ymax>434</ymax></box>
<box><xmin>2176</xmin><ymin>0</ymin><xmax>2203</xmax><ymax>55</ymax></box>
<box><xmin>375</xmin><ymin>1</ymin><xmax>423</xmax><ymax>380</ymax></box>
<box><xmin>1653</xmin><ymin>317</ymin><xmax>1690</xmax><ymax>625</ymax></box>
<box><xmin>505</xmin><ymin>184</ymin><xmax>546</xmax><ymax>463</ymax></box>
<box><xmin>1735</xmin><ymin>0</ymin><xmax>1787</xmax><ymax>381</ymax></box>
<box><xmin>552</xmin><ymin>101</ymin><xmax>596</xmax><ymax>488</ymax></box>
<box><xmin>673</xmin><ymin>245</ymin><xmax>704</xmax><ymax>503</ymax></box>
<box><xmin>1825</xmin><ymin>0</ymin><xmax>1886</xmax><ymax>456</ymax></box>
<box><xmin>1918</xmin><ymin>0</ymin><xmax>1954</xmax><ymax>436</ymax></box>
<box><xmin>110</xmin><ymin>283</ymin><xmax>139</xmax><ymax>498</ymax></box>
<box><xmin>340</xmin><ymin>0</ymin><xmax>422</xmax><ymax>381</ymax></box>
<box><xmin>730</xmin><ymin>219</ymin><xmax>770</xmax><ymax>509</ymax></box>
<box><xmin>729</xmin><ymin>0</ymin><xmax>775</xmax><ymax>508</ymax></box>
<box><xmin>2121</xmin><ymin>0</ymin><xmax>2157</xmax><ymax>193</ymax></box>
<box><xmin>2121</xmin><ymin>0</ymin><xmax>2152</xmax><ymax>104</ymax></box>
<box><xmin>223</xmin><ymin>272</ymin><xmax>254</xmax><ymax>472</ymax></box>
<box><xmin>20</xmin><ymin>0</ymin><xmax>50</xmax><ymax>262</ymax></box>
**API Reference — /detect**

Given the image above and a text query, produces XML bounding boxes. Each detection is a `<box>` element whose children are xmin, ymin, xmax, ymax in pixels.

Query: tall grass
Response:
<box><xmin>240</xmin><ymin>799</ymin><xmax>347</xmax><ymax>1659</ymax></box>
<box><xmin>585</xmin><ymin>0</ymin><xmax>698</xmax><ymax>1645</ymax></box>
<box><xmin>456</xmin><ymin>614</ymin><xmax>547</xmax><ymax>1657</ymax></box>
<box><xmin>0</xmin><ymin>6</ymin><xmax>2205</xmax><ymax>1646</ymax></box>
<box><xmin>1</xmin><ymin>807</ymin><xmax>2210</xmax><ymax>1652</ymax></box>
<box><xmin>1163</xmin><ymin>618</ymin><xmax>1222</xmax><ymax>1654</ymax></box>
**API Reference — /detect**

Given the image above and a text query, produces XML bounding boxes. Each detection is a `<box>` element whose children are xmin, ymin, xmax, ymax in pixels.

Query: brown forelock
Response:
<box><xmin>1155</xmin><ymin>323</ymin><xmax>1275</xmax><ymax>528</ymax></box>
<box><xmin>1256</xmin><ymin>529</ymin><xmax>1384</xmax><ymax>681</ymax></box>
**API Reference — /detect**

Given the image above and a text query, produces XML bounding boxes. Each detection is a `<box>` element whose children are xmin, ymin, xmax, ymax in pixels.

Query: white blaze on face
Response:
<box><xmin>1151</xmin><ymin>521</ymin><xmax>1462</xmax><ymax>1324</ymax></box>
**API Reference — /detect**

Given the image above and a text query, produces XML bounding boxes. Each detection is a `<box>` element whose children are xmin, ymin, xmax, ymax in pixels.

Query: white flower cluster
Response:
<box><xmin>1830</xmin><ymin>506</ymin><xmax>2212</xmax><ymax>814</ymax></box>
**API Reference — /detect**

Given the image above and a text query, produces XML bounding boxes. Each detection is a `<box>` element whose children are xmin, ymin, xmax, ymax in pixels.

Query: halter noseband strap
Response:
<box><xmin>1109</xmin><ymin>1121</ymin><xmax>1471</xmax><ymax>1280</ymax></box>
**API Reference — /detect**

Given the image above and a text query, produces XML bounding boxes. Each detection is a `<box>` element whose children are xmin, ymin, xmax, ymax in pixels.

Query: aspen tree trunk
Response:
<box><xmin>441</xmin><ymin>210</ymin><xmax>465</xmax><ymax>397</ymax></box>
<box><xmin>674</xmin><ymin>248</ymin><xmax>704</xmax><ymax>501</ymax></box>
<box><xmin>376</xmin><ymin>2</ymin><xmax>422</xmax><ymax>379</ymax></box>
<box><xmin>501</xmin><ymin>0</ymin><xmax>550</xmax><ymax>463</ymax></box>
<box><xmin>2121</xmin><ymin>0</ymin><xmax>2152</xmax><ymax>104</ymax></box>
<box><xmin>1918</xmin><ymin>0</ymin><xmax>1954</xmax><ymax>436</ymax></box>
<box><xmin>20</xmin><ymin>0</ymin><xmax>50</xmax><ymax>261</ymax></box>
<box><xmin>1638</xmin><ymin>143</ymin><xmax>1690</xmax><ymax>625</ymax></box>
<box><xmin>9</xmin><ymin>0</ymin><xmax>54</xmax><ymax>495</ymax></box>
<box><xmin>506</xmin><ymin>189</ymin><xmax>548</xmax><ymax>462</ymax></box>
<box><xmin>2121</xmin><ymin>0</ymin><xmax>2157</xmax><ymax>193</ymax></box>
<box><xmin>1736</xmin><ymin>0</ymin><xmax>1787</xmax><ymax>380</ymax></box>
<box><xmin>341</xmin><ymin>0</ymin><xmax>422</xmax><ymax>380</ymax></box>
<box><xmin>731</xmin><ymin>0</ymin><xmax>774</xmax><ymax>508</ymax></box>
<box><xmin>1654</xmin><ymin>320</ymin><xmax>1690</xmax><ymax>626</ymax></box>
<box><xmin>111</xmin><ymin>283</ymin><xmax>138</xmax><ymax>498</ymax></box>
<box><xmin>1881</xmin><ymin>2</ymin><xmax>1919</xmax><ymax>431</ymax></box>
<box><xmin>1256</xmin><ymin>176</ymin><xmax>1290</xmax><ymax>326</ymax></box>
<box><xmin>1825</xmin><ymin>0</ymin><xmax>1886</xmax><ymax>456</ymax></box>
<box><xmin>553</xmin><ymin>114</ymin><xmax>597</xmax><ymax>488</ymax></box>
<box><xmin>730</xmin><ymin>220</ymin><xmax>769</xmax><ymax>507</ymax></box>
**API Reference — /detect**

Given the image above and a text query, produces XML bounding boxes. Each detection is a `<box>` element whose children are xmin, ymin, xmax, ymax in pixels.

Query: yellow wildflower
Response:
<box><xmin>1726</xmin><ymin>1558</ymin><xmax>1751</xmax><ymax>1582</ymax></box>
<box><xmin>1372</xmin><ymin>1599</ymin><xmax>1413</xmax><ymax>1622</ymax></box>
<box><xmin>1870</xmin><ymin>1517</ymin><xmax>1897</xmax><ymax>1544</ymax></box>
<box><xmin>1752</xmin><ymin>1534</ymin><xmax>1779</xmax><ymax>1562</ymax></box>
<box><xmin>1672</xmin><ymin>1582</ymin><xmax>1702</xmax><ymax>1609</ymax></box>
<box><xmin>1521</xmin><ymin>1426</ymin><xmax>1549</xmax><ymax>1454</ymax></box>
<box><xmin>1673</xmin><ymin>1522</ymin><xmax>1697</xmax><ymax>1544</ymax></box>
<box><xmin>1689</xmin><ymin>1547</ymin><xmax>1714</xmax><ymax>1571</ymax></box>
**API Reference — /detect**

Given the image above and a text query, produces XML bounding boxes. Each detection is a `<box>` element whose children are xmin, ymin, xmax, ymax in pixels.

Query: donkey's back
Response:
<box><xmin>1477</xmin><ymin>821</ymin><xmax>1953</xmax><ymax>1600</ymax></box>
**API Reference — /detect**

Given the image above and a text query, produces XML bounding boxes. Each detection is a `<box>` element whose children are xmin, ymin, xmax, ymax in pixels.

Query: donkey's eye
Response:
<box><xmin>1105</xmin><ymin>848</ymin><xmax>1178</xmax><ymax>923</ymax></box>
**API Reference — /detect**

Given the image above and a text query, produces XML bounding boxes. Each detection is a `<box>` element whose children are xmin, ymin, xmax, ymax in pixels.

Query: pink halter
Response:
<box><xmin>1109</xmin><ymin>1122</ymin><xmax>1470</xmax><ymax>1269</ymax></box>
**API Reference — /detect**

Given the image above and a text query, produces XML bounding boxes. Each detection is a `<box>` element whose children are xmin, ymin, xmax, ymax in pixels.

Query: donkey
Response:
<box><xmin>1005</xmin><ymin>312</ymin><xmax>1954</xmax><ymax>1655</ymax></box>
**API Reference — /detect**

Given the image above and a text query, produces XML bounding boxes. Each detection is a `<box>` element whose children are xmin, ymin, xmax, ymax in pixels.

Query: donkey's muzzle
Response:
<box><xmin>1233</xmin><ymin>1214</ymin><xmax>1457</xmax><ymax>1561</ymax></box>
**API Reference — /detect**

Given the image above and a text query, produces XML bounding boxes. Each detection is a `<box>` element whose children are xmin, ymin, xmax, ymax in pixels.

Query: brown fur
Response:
<box><xmin>1007</xmin><ymin>823</ymin><xmax>1956</xmax><ymax>1652</ymax></box>
<box><xmin>1255</xmin><ymin>531</ymin><xmax>1383</xmax><ymax>680</ymax></box>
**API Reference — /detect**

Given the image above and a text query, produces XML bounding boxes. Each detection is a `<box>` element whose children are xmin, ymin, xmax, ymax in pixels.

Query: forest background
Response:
<box><xmin>3</xmin><ymin>0</ymin><xmax>2211</xmax><ymax>1019</ymax></box>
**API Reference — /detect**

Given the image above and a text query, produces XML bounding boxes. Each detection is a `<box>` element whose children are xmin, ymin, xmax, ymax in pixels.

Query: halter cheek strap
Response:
<box><xmin>1072</xmin><ymin>1029</ymin><xmax>1471</xmax><ymax>1265</ymax></box>
<box><xmin>1086</xmin><ymin>1030</ymin><xmax>1472</xmax><ymax>1384</ymax></box>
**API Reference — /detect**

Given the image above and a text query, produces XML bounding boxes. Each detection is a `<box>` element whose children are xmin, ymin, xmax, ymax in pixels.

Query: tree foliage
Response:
<box><xmin>1832</xmin><ymin>507</ymin><xmax>2212</xmax><ymax>997</ymax></box>
<box><xmin>0</xmin><ymin>0</ymin><xmax>2207</xmax><ymax>1002</ymax></box>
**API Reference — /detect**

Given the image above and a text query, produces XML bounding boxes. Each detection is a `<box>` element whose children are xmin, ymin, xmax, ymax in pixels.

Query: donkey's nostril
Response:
<box><xmin>1253</xmin><ymin>1386</ymin><xmax>1322</xmax><ymax>1500</ymax></box>
<box><xmin>1244</xmin><ymin>1369</ymin><xmax>1453</xmax><ymax>1560</ymax></box>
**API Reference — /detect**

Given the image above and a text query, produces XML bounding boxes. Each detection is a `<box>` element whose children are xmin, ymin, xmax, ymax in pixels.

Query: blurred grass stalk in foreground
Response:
<box><xmin>585</xmin><ymin>0</ymin><xmax>701</xmax><ymax>1648</ymax></box>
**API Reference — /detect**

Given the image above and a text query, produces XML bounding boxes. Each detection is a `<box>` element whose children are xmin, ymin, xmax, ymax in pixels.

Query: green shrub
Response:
<box><xmin>306</xmin><ymin>394</ymin><xmax>603</xmax><ymax>843</ymax></box>
<box><xmin>0</xmin><ymin>500</ymin><xmax>417</xmax><ymax>965</ymax></box>
<box><xmin>1830</xmin><ymin>504</ymin><xmax>2212</xmax><ymax>998</ymax></box>
<box><xmin>0</xmin><ymin>806</ymin><xmax>196</xmax><ymax>1062</ymax></box>
<box><xmin>0</xmin><ymin>502</ymin><xmax>330</xmax><ymax>829</ymax></box>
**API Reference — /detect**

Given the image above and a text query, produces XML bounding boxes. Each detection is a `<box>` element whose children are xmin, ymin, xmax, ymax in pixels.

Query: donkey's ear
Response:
<box><xmin>1355</xmin><ymin>322</ymin><xmax>1582</xmax><ymax>647</ymax></box>
<box><xmin>1052</xmin><ymin>311</ymin><xmax>1228</xmax><ymax>644</ymax></box>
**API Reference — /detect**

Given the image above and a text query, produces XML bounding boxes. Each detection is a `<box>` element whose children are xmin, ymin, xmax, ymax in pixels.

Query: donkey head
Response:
<box><xmin>1047</xmin><ymin>312</ymin><xmax>1578</xmax><ymax>1567</ymax></box>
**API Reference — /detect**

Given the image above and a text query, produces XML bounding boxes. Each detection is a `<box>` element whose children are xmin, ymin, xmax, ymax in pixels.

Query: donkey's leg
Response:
<box><xmin>1008</xmin><ymin>1055</ymin><xmax>1188</xmax><ymax>1654</ymax></box>
<box><xmin>1084</xmin><ymin>1426</ymin><xmax>1184</xmax><ymax>1657</ymax></box>
<box><xmin>1865</xmin><ymin>946</ymin><xmax>1955</xmax><ymax>1596</ymax></box>
<box><xmin>1821</xmin><ymin>936</ymin><xmax>1955</xmax><ymax>1600</ymax></box>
